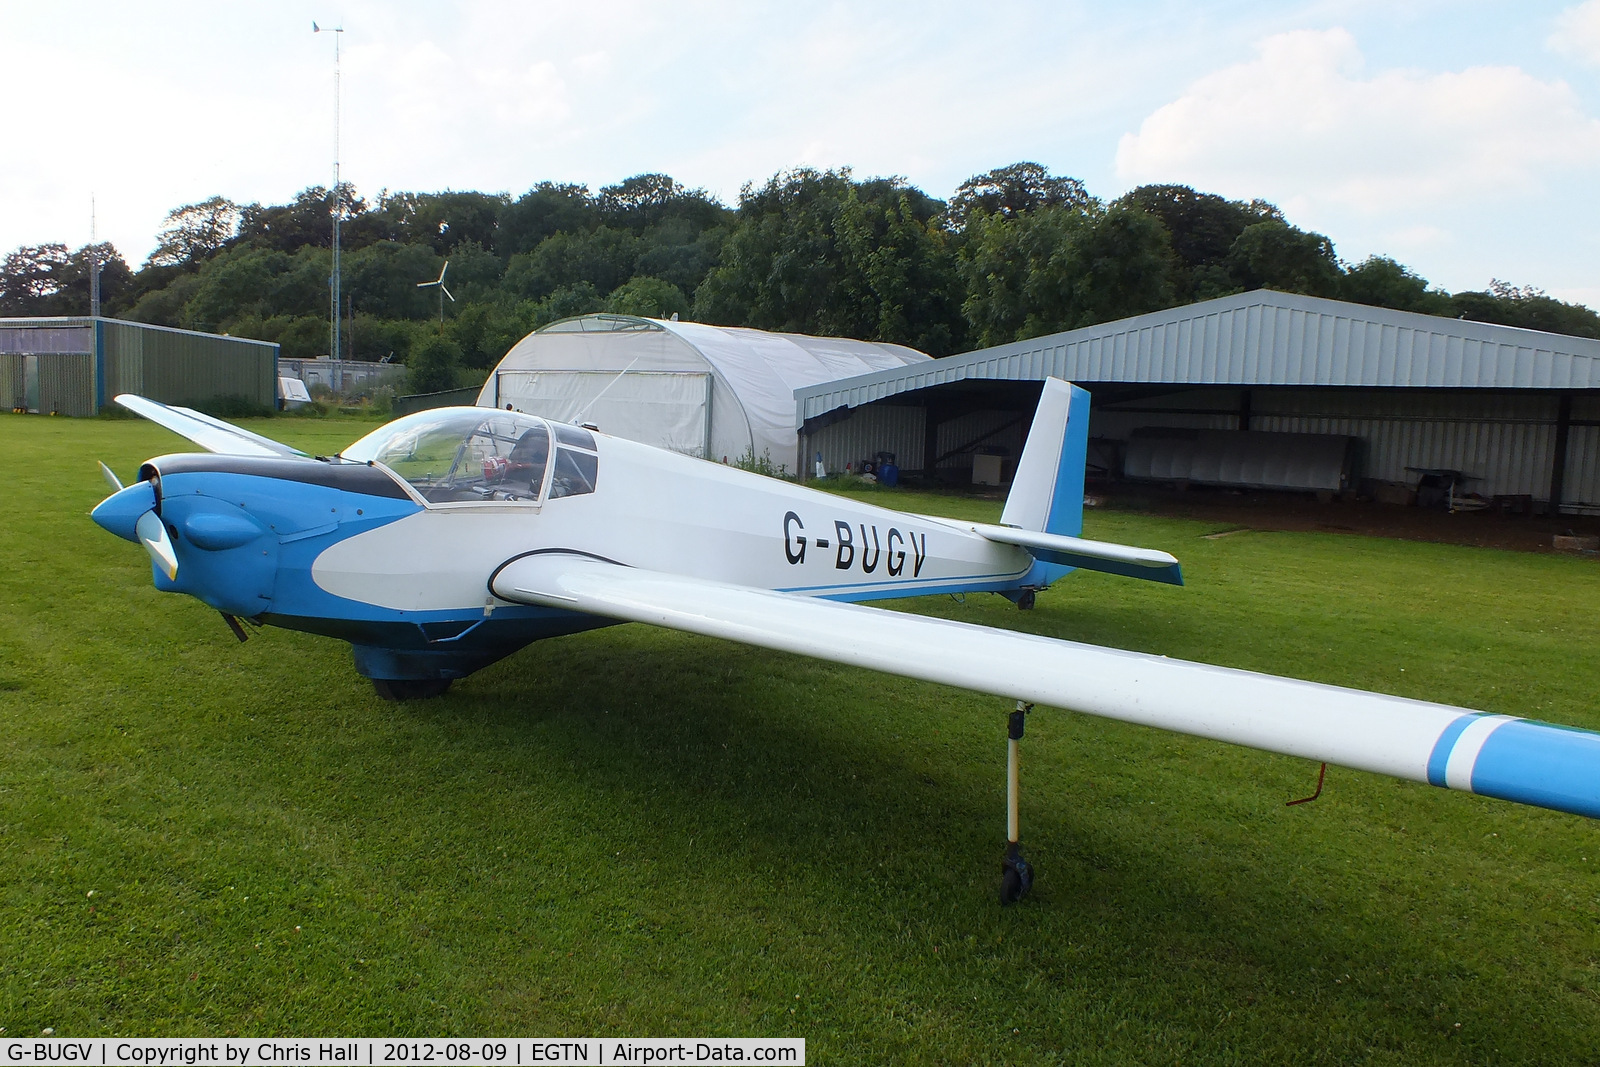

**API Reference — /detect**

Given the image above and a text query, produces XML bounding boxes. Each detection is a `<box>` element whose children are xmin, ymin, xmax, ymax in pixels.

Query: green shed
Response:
<box><xmin>0</xmin><ymin>317</ymin><xmax>277</xmax><ymax>416</ymax></box>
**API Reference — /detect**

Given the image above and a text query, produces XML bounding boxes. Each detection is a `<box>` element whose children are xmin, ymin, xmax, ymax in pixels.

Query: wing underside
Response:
<box><xmin>491</xmin><ymin>553</ymin><xmax>1600</xmax><ymax>820</ymax></box>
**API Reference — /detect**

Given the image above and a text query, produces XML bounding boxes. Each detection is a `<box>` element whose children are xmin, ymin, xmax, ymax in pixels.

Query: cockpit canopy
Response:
<box><xmin>341</xmin><ymin>408</ymin><xmax>598</xmax><ymax>504</ymax></box>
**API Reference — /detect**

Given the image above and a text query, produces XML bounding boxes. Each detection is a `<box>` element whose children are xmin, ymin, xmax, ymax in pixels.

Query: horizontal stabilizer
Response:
<box><xmin>491</xmin><ymin>553</ymin><xmax>1600</xmax><ymax>821</ymax></box>
<box><xmin>971</xmin><ymin>523</ymin><xmax>1183</xmax><ymax>586</ymax></box>
<box><xmin>115</xmin><ymin>394</ymin><xmax>307</xmax><ymax>458</ymax></box>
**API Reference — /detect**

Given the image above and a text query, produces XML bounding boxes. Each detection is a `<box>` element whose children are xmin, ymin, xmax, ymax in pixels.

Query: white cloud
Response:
<box><xmin>1116</xmin><ymin>28</ymin><xmax>1600</xmax><ymax>214</ymax></box>
<box><xmin>0</xmin><ymin>25</ymin><xmax>324</xmax><ymax>264</ymax></box>
<box><xmin>477</xmin><ymin>61</ymin><xmax>572</xmax><ymax>126</ymax></box>
<box><xmin>1550</xmin><ymin>0</ymin><xmax>1600</xmax><ymax>66</ymax></box>
<box><xmin>0</xmin><ymin>0</ymin><xmax>1223</xmax><ymax>261</ymax></box>
<box><xmin>570</xmin><ymin>51</ymin><xmax>611</xmax><ymax>76</ymax></box>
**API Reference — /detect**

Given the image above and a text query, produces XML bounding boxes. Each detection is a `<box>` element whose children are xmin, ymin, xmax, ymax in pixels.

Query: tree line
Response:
<box><xmin>3</xmin><ymin>163</ymin><xmax>1597</xmax><ymax>394</ymax></box>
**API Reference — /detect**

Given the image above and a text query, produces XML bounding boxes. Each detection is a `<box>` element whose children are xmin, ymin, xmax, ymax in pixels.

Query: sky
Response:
<box><xmin>3</xmin><ymin>0</ymin><xmax>1599</xmax><ymax>306</ymax></box>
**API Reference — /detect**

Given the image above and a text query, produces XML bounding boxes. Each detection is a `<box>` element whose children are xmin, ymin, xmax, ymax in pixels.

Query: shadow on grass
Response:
<box><xmin>305</xmin><ymin>623</ymin><xmax>1588</xmax><ymax>1061</ymax></box>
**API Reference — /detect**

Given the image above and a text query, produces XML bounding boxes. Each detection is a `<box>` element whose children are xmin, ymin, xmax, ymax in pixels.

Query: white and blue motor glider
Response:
<box><xmin>91</xmin><ymin>379</ymin><xmax>1600</xmax><ymax>902</ymax></box>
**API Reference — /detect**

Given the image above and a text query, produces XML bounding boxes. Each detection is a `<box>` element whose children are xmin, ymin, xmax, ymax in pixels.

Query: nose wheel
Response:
<box><xmin>1000</xmin><ymin>700</ymin><xmax>1035</xmax><ymax>904</ymax></box>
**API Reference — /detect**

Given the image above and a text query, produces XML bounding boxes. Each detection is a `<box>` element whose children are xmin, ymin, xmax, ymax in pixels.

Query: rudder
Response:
<box><xmin>1000</xmin><ymin>378</ymin><xmax>1091</xmax><ymax>536</ymax></box>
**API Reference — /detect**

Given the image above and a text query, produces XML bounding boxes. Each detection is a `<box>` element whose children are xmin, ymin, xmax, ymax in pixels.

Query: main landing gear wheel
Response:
<box><xmin>372</xmin><ymin>678</ymin><xmax>453</xmax><ymax>701</ymax></box>
<box><xmin>1000</xmin><ymin>700</ymin><xmax>1036</xmax><ymax>905</ymax></box>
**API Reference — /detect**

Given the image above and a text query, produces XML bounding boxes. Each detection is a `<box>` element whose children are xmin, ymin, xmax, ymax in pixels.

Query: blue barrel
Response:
<box><xmin>879</xmin><ymin>463</ymin><xmax>899</xmax><ymax>487</ymax></box>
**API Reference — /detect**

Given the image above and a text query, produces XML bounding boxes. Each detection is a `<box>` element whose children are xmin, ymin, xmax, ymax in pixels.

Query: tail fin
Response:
<box><xmin>1000</xmin><ymin>378</ymin><xmax>1090</xmax><ymax>536</ymax></box>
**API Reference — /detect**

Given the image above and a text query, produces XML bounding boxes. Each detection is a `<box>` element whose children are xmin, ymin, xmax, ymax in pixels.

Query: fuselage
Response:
<box><xmin>97</xmin><ymin>408</ymin><xmax>1052</xmax><ymax>681</ymax></box>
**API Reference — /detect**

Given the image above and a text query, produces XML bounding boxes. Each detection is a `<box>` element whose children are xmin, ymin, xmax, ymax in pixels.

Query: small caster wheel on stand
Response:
<box><xmin>1016</xmin><ymin>589</ymin><xmax>1036</xmax><ymax>611</ymax></box>
<box><xmin>999</xmin><ymin>701</ymin><xmax>1036</xmax><ymax>904</ymax></box>
<box><xmin>1000</xmin><ymin>842</ymin><xmax>1034</xmax><ymax>905</ymax></box>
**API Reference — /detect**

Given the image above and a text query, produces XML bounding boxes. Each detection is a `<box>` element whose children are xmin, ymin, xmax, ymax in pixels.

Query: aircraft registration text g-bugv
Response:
<box><xmin>4</xmin><ymin>1038</ymin><xmax>805</xmax><ymax>1066</ymax></box>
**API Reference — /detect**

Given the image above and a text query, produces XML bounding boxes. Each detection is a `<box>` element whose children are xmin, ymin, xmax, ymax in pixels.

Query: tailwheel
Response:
<box><xmin>372</xmin><ymin>677</ymin><xmax>453</xmax><ymax>701</ymax></box>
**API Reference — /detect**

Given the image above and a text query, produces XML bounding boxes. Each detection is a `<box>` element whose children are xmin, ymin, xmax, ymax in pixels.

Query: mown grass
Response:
<box><xmin>2</xmin><ymin>412</ymin><xmax>1599</xmax><ymax>1063</ymax></box>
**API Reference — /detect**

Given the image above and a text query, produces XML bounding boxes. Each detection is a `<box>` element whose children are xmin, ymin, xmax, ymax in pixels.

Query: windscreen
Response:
<box><xmin>342</xmin><ymin>408</ymin><xmax>552</xmax><ymax>503</ymax></box>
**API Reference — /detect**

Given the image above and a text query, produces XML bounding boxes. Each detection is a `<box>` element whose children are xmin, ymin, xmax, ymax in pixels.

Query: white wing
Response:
<box><xmin>492</xmin><ymin>553</ymin><xmax>1600</xmax><ymax>821</ymax></box>
<box><xmin>116</xmin><ymin>394</ymin><xmax>307</xmax><ymax>458</ymax></box>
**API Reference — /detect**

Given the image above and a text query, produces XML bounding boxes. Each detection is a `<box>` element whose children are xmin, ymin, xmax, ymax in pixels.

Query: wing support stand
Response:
<box><xmin>1001</xmin><ymin>700</ymin><xmax>1035</xmax><ymax>904</ymax></box>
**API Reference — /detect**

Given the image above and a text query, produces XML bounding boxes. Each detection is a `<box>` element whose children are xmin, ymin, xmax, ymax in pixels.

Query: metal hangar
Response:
<box><xmin>0</xmin><ymin>316</ymin><xmax>278</xmax><ymax>416</ymax></box>
<box><xmin>794</xmin><ymin>289</ymin><xmax>1600</xmax><ymax>513</ymax></box>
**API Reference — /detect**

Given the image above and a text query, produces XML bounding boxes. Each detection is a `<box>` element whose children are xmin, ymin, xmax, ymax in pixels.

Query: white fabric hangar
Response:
<box><xmin>477</xmin><ymin>315</ymin><xmax>930</xmax><ymax>467</ymax></box>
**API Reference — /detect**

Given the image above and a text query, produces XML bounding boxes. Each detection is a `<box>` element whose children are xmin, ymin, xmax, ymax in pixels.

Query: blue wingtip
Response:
<box><xmin>1471</xmin><ymin>720</ymin><xmax>1600</xmax><ymax>820</ymax></box>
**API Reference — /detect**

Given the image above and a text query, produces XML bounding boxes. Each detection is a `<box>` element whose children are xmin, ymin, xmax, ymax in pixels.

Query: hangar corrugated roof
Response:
<box><xmin>795</xmin><ymin>289</ymin><xmax>1600</xmax><ymax>424</ymax></box>
<box><xmin>0</xmin><ymin>316</ymin><xmax>278</xmax><ymax>349</ymax></box>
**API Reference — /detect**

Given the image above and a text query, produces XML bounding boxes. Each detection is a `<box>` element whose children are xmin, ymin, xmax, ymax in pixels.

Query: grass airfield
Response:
<box><xmin>3</xmin><ymin>412</ymin><xmax>1600</xmax><ymax>1063</ymax></box>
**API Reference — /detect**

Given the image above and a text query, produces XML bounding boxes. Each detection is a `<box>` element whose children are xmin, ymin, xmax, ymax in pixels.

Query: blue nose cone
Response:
<box><xmin>91</xmin><ymin>481</ymin><xmax>157</xmax><ymax>543</ymax></box>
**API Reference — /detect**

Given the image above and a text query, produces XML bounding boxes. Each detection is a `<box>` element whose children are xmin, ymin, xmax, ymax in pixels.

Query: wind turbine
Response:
<box><xmin>417</xmin><ymin>260</ymin><xmax>454</xmax><ymax>333</ymax></box>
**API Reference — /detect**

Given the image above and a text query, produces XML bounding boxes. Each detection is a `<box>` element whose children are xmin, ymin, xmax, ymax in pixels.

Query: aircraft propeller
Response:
<box><xmin>135</xmin><ymin>510</ymin><xmax>178</xmax><ymax>581</ymax></box>
<box><xmin>98</xmin><ymin>461</ymin><xmax>123</xmax><ymax>492</ymax></box>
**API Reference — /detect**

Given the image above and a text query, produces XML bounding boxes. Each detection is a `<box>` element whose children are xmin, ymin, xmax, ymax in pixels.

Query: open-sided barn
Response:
<box><xmin>795</xmin><ymin>290</ymin><xmax>1600</xmax><ymax>513</ymax></box>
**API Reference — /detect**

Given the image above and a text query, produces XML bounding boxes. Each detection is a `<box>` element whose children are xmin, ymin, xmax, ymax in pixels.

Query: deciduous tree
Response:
<box><xmin>961</xmin><ymin>203</ymin><xmax>1176</xmax><ymax>346</ymax></box>
<box><xmin>694</xmin><ymin>168</ymin><xmax>963</xmax><ymax>353</ymax></box>
<box><xmin>503</xmin><ymin>227</ymin><xmax>641</xmax><ymax>301</ymax></box>
<box><xmin>0</xmin><ymin>243</ymin><xmax>132</xmax><ymax>315</ymax></box>
<box><xmin>1225</xmin><ymin>220</ymin><xmax>1342</xmax><ymax>297</ymax></box>
<box><xmin>1115</xmin><ymin>185</ymin><xmax>1281</xmax><ymax>299</ymax></box>
<box><xmin>1452</xmin><ymin>281</ymin><xmax>1600</xmax><ymax>338</ymax></box>
<box><xmin>376</xmin><ymin>190</ymin><xmax>509</xmax><ymax>253</ymax></box>
<box><xmin>1341</xmin><ymin>256</ymin><xmax>1450</xmax><ymax>315</ymax></box>
<box><xmin>147</xmin><ymin>197</ymin><xmax>242</xmax><ymax>267</ymax></box>
<box><xmin>605</xmin><ymin>275</ymin><xmax>688</xmax><ymax>319</ymax></box>
<box><xmin>407</xmin><ymin>333</ymin><xmax>463</xmax><ymax>393</ymax></box>
<box><xmin>946</xmin><ymin>163</ymin><xmax>1091</xmax><ymax>230</ymax></box>
<box><xmin>497</xmin><ymin>183</ymin><xmax>596</xmax><ymax>257</ymax></box>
